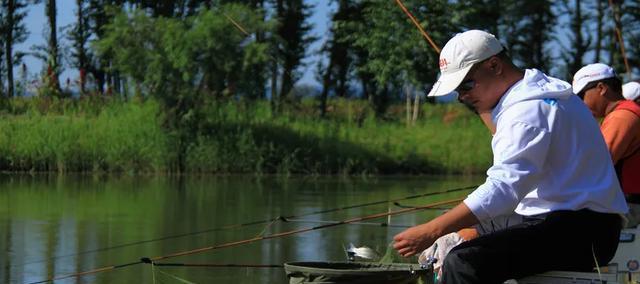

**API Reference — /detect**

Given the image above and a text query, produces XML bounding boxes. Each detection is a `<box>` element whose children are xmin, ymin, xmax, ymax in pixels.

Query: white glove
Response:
<box><xmin>418</xmin><ymin>232</ymin><xmax>464</xmax><ymax>282</ymax></box>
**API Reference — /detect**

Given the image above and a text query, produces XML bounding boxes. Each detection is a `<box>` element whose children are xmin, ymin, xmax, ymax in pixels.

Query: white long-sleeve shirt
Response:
<box><xmin>464</xmin><ymin>69</ymin><xmax>628</xmax><ymax>221</ymax></box>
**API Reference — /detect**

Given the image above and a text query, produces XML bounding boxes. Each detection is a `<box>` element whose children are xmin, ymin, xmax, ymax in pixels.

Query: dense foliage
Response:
<box><xmin>0</xmin><ymin>0</ymin><xmax>638</xmax><ymax>174</ymax></box>
<box><xmin>0</xmin><ymin>97</ymin><xmax>491</xmax><ymax>174</ymax></box>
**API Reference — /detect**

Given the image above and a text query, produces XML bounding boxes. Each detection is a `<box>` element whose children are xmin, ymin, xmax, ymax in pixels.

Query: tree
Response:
<box><xmin>318</xmin><ymin>0</ymin><xmax>356</xmax><ymax>117</ymax></box>
<box><xmin>272</xmin><ymin>0</ymin><xmax>314</xmax><ymax>110</ymax></box>
<box><xmin>86</xmin><ymin>0</ymin><xmax>126</xmax><ymax>93</ymax></box>
<box><xmin>594</xmin><ymin>0</ymin><xmax>604</xmax><ymax>63</ymax></box>
<box><xmin>220</xmin><ymin>0</ymin><xmax>269</xmax><ymax>100</ymax></box>
<box><xmin>453</xmin><ymin>0</ymin><xmax>503</xmax><ymax>35</ymax></box>
<box><xmin>68</xmin><ymin>0</ymin><xmax>91</xmax><ymax>94</ymax></box>
<box><xmin>0</xmin><ymin>5</ymin><xmax>5</xmax><ymax>97</ymax></box>
<box><xmin>606</xmin><ymin>0</ymin><xmax>627</xmax><ymax>76</ymax></box>
<box><xmin>45</xmin><ymin>0</ymin><xmax>61</xmax><ymax>93</ymax></box>
<box><xmin>1</xmin><ymin>0</ymin><xmax>28</xmax><ymax>98</ymax></box>
<box><xmin>500</xmin><ymin>0</ymin><xmax>556</xmax><ymax>72</ymax></box>
<box><xmin>618</xmin><ymin>0</ymin><xmax>640</xmax><ymax>77</ymax></box>
<box><xmin>341</xmin><ymin>0</ymin><xmax>452</xmax><ymax>116</ymax></box>
<box><xmin>95</xmin><ymin>4</ymin><xmax>270</xmax><ymax>170</ymax></box>
<box><xmin>559</xmin><ymin>0</ymin><xmax>592</xmax><ymax>79</ymax></box>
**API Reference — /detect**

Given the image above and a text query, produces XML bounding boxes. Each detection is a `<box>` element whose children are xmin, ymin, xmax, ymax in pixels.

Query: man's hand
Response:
<box><xmin>393</xmin><ymin>202</ymin><xmax>479</xmax><ymax>258</ymax></box>
<box><xmin>393</xmin><ymin>223</ymin><xmax>439</xmax><ymax>257</ymax></box>
<box><xmin>457</xmin><ymin>227</ymin><xmax>479</xmax><ymax>241</ymax></box>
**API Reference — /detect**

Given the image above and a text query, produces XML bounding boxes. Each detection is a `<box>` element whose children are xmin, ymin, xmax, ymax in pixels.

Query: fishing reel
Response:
<box><xmin>419</xmin><ymin>255</ymin><xmax>438</xmax><ymax>270</ymax></box>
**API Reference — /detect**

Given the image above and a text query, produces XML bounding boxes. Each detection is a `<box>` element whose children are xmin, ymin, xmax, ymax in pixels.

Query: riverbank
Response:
<box><xmin>0</xmin><ymin>97</ymin><xmax>492</xmax><ymax>175</ymax></box>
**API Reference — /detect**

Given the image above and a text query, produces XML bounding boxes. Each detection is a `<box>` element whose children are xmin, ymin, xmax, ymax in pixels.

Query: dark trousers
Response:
<box><xmin>440</xmin><ymin>209</ymin><xmax>622</xmax><ymax>284</ymax></box>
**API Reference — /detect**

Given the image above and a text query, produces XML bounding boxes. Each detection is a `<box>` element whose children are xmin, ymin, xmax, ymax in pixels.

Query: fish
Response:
<box><xmin>346</xmin><ymin>243</ymin><xmax>380</xmax><ymax>260</ymax></box>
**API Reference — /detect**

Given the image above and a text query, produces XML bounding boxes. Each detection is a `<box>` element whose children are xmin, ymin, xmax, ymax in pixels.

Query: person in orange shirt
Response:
<box><xmin>573</xmin><ymin>63</ymin><xmax>640</xmax><ymax>227</ymax></box>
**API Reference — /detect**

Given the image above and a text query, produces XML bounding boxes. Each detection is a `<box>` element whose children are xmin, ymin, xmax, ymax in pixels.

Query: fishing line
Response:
<box><xmin>26</xmin><ymin>197</ymin><xmax>464</xmax><ymax>284</ymax></box>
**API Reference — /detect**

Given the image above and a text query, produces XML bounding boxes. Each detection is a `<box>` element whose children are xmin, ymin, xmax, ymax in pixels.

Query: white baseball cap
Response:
<box><xmin>427</xmin><ymin>30</ymin><xmax>504</xmax><ymax>97</ymax></box>
<box><xmin>623</xmin><ymin>82</ymin><xmax>640</xmax><ymax>101</ymax></box>
<box><xmin>572</xmin><ymin>63</ymin><xmax>616</xmax><ymax>95</ymax></box>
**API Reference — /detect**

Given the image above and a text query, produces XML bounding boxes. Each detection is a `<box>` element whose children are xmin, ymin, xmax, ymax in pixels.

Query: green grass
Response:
<box><xmin>0</xmin><ymin>97</ymin><xmax>492</xmax><ymax>174</ymax></box>
<box><xmin>0</xmin><ymin>98</ymin><xmax>167</xmax><ymax>173</ymax></box>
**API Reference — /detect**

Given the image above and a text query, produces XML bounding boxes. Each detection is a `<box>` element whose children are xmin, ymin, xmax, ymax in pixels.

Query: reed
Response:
<box><xmin>0</xmin><ymin>97</ymin><xmax>492</xmax><ymax>174</ymax></box>
<box><xmin>0</xmin><ymin>98</ymin><xmax>166</xmax><ymax>173</ymax></box>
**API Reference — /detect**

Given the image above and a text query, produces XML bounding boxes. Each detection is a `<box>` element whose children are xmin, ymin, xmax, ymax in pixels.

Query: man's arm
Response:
<box><xmin>393</xmin><ymin>202</ymin><xmax>479</xmax><ymax>257</ymax></box>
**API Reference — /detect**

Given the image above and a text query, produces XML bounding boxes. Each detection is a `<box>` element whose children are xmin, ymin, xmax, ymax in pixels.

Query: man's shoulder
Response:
<box><xmin>497</xmin><ymin>98</ymin><xmax>557</xmax><ymax>122</ymax></box>
<box><xmin>604</xmin><ymin>107</ymin><xmax>640</xmax><ymax>133</ymax></box>
<box><xmin>613</xmin><ymin>101</ymin><xmax>640</xmax><ymax>118</ymax></box>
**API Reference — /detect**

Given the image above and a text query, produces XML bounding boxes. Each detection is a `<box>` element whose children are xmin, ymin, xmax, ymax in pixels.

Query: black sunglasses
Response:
<box><xmin>456</xmin><ymin>79</ymin><xmax>476</xmax><ymax>93</ymax></box>
<box><xmin>577</xmin><ymin>81</ymin><xmax>599</xmax><ymax>100</ymax></box>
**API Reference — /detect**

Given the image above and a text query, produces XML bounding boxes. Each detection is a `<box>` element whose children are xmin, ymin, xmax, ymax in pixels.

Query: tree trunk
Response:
<box><xmin>319</xmin><ymin>59</ymin><xmax>333</xmax><ymax>118</ymax></box>
<box><xmin>270</xmin><ymin>58</ymin><xmax>278</xmax><ymax>113</ymax></box>
<box><xmin>412</xmin><ymin>89</ymin><xmax>420</xmax><ymax>125</ymax></box>
<box><xmin>595</xmin><ymin>0</ymin><xmax>603</xmax><ymax>62</ymax></box>
<box><xmin>567</xmin><ymin>0</ymin><xmax>587</xmax><ymax>77</ymax></box>
<box><xmin>76</xmin><ymin>0</ymin><xmax>87</xmax><ymax>94</ymax></box>
<box><xmin>405</xmin><ymin>86</ymin><xmax>411</xmax><ymax>127</ymax></box>
<box><xmin>278</xmin><ymin>62</ymin><xmax>293</xmax><ymax>105</ymax></box>
<box><xmin>46</xmin><ymin>0</ymin><xmax>61</xmax><ymax>93</ymax></box>
<box><xmin>5</xmin><ymin>0</ymin><xmax>16</xmax><ymax>98</ymax></box>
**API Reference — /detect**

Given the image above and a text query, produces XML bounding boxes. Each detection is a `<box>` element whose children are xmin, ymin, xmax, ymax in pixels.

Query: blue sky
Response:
<box><xmin>15</xmin><ymin>0</ymin><xmax>334</xmax><ymax>88</ymax></box>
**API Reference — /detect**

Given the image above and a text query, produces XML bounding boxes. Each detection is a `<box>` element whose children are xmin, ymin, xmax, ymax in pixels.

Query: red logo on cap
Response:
<box><xmin>439</xmin><ymin>59</ymin><xmax>448</xmax><ymax>69</ymax></box>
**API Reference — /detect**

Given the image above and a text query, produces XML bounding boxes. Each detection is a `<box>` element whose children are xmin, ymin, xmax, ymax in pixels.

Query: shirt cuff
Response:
<box><xmin>463</xmin><ymin>184</ymin><xmax>493</xmax><ymax>221</ymax></box>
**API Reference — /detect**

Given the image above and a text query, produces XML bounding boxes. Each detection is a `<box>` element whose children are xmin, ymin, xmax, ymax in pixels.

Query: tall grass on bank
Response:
<box><xmin>186</xmin><ymin>99</ymin><xmax>492</xmax><ymax>175</ymax></box>
<box><xmin>0</xmin><ymin>97</ymin><xmax>492</xmax><ymax>174</ymax></box>
<box><xmin>0</xmin><ymin>98</ymin><xmax>166</xmax><ymax>173</ymax></box>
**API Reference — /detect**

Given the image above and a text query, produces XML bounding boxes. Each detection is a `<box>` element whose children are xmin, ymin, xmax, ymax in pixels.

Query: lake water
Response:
<box><xmin>0</xmin><ymin>174</ymin><xmax>481</xmax><ymax>284</ymax></box>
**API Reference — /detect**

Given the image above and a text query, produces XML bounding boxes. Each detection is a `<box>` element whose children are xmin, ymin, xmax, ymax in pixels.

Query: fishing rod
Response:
<box><xmin>394</xmin><ymin>0</ymin><xmax>441</xmax><ymax>54</ymax></box>
<box><xmin>27</xmin><ymin>197</ymin><xmax>464</xmax><ymax>284</ymax></box>
<box><xmin>393</xmin><ymin>201</ymin><xmax>449</xmax><ymax>210</ymax></box>
<box><xmin>18</xmin><ymin>184</ymin><xmax>476</xmax><ymax>269</ymax></box>
<box><xmin>145</xmin><ymin>260</ymin><xmax>284</xmax><ymax>268</ymax></box>
<box><xmin>144</xmin><ymin>197</ymin><xmax>464</xmax><ymax>261</ymax></box>
<box><xmin>281</xmin><ymin>217</ymin><xmax>413</xmax><ymax>228</ymax></box>
<box><xmin>607</xmin><ymin>0</ymin><xmax>632</xmax><ymax>80</ymax></box>
<box><xmin>223</xmin><ymin>13</ymin><xmax>250</xmax><ymax>36</ymax></box>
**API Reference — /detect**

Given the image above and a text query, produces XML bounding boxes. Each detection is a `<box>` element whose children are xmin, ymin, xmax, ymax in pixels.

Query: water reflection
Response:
<box><xmin>0</xmin><ymin>175</ymin><xmax>479</xmax><ymax>284</ymax></box>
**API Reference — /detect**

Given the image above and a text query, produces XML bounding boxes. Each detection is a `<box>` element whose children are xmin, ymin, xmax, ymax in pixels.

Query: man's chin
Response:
<box><xmin>458</xmin><ymin>99</ymin><xmax>478</xmax><ymax>114</ymax></box>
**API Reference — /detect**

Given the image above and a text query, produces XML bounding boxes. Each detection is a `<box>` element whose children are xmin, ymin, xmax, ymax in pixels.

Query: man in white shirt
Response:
<box><xmin>393</xmin><ymin>30</ymin><xmax>628</xmax><ymax>283</ymax></box>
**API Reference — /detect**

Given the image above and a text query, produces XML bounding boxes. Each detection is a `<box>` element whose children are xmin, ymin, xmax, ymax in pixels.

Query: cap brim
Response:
<box><xmin>427</xmin><ymin>65</ymin><xmax>473</xmax><ymax>97</ymax></box>
<box><xmin>572</xmin><ymin>82</ymin><xmax>587</xmax><ymax>95</ymax></box>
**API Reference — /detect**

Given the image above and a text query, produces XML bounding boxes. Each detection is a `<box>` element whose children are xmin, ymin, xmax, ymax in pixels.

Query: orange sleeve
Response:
<box><xmin>601</xmin><ymin>110</ymin><xmax>640</xmax><ymax>164</ymax></box>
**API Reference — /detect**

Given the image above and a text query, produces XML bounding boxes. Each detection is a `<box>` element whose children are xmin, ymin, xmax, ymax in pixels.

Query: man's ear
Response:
<box><xmin>489</xmin><ymin>57</ymin><xmax>502</xmax><ymax>75</ymax></box>
<box><xmin>596</xmin><ymin>82</ymin><xmax>608</xmax><ymax>97</ymax></box>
